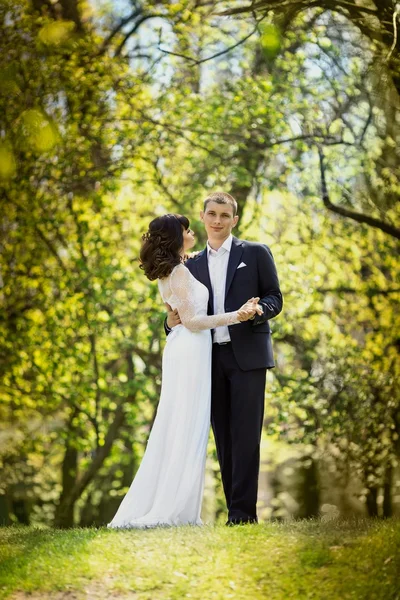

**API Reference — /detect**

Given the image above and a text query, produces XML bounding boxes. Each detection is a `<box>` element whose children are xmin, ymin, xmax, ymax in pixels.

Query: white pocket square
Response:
<box><xmin>237</xmin><ymin>262</ymin><xmax>247</xmax><ymax>269</ymax></box>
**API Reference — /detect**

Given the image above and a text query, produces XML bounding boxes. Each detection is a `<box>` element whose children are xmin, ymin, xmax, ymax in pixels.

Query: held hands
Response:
<box><xmin>237</xmin><ymin>297</ymin><xmax>263</xmax><ymax>322</ymax></box>
<box><xmin>166</xmin><ymin>298</ymin><xmax>263</xmax><ymax>328</ymax></box>
<box><xmin>165</xmin><ymin>303</ymin><xmax>181</xmax><ymax>329</ymax></box>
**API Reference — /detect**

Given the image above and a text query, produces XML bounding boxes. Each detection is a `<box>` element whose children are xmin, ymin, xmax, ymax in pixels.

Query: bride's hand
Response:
<box><xmin>237</xmin><ymin>297</ymin><xmax>262</xmax><ymax>322</ymax></box>
<box><xmin>183</xmin><ymin>251</ymin><xmax>201</xmax><ymax>261</ymax></box>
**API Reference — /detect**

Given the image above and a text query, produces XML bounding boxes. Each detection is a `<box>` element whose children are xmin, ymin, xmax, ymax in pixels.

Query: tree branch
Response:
<box><xmin>115</xmin><ymin>14</ymin><xmax>163</xmax><ymax>57</ymax></box>
<box><xmin>149</xmin><ymin>158</ymin><xmax>181</xmax><ymax>207</ymax></box>
<box><xmin>99</xmin><ymin>8</ymin><xmax>142</xmax><ymax>54</ymax></box>
<box><xmin>318</xmin><ymin>146</ymin><xmax>400</xmax><ymax>240</ymax></box>
<box><xmin>385</xmin><ymin>4</ymin><xmax>399</xmax><ymax>62</ymax></box>
<box><xmin>317</xmin><ymin>286</ymin><xmax>400</xmax><ymax>296</ymax></box>
<box><xmin>218</xmin><ymin>0</ymin><xmax>378</xmax><ymax>17</ymax></box>
<box><xmin>158</xmin><ymin>17</ymin><xmax>265</xmax><ymax>66</ymax></box>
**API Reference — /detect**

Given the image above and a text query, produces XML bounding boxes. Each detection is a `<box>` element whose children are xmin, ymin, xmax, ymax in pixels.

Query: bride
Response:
<box><xmin>107</xmin><ymin>214</ymin><xmax>261</xmax><ymax>529</ymax></box>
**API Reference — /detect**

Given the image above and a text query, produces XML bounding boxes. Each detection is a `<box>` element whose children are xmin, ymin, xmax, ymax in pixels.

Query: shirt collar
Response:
<box><xmin>207</xmin><ymin>234</ymin><xmax>233</xmax><ymax>255</ymax></box>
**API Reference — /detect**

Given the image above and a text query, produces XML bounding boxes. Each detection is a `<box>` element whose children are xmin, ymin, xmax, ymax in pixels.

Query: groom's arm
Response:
<box><xmin>164</xmin><ymin>316</ymin><xmax>171</xmax><ymax>337</ymax></box>
<box><xmin>164</xmin><ymin>304</ymin><xmax>181</xmax><ymax>336</ymax></box>
<box><xmin>252</xmin><ymin>244</ymin><xmax>283</xmax><ymax>327</ymax></box>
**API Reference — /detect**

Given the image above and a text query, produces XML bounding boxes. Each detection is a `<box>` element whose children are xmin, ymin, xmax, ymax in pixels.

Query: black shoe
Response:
<box><xmin>226</xmin><ymin>518</ymin><xmax>258</xmax><ymax>526</ymax></box>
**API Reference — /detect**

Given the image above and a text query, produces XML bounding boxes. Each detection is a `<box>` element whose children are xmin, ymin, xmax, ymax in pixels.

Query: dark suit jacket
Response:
<box><xmin>165</xmin><ymin>237</ymin><xmax>283</xmax><ymax>371</ymax></box>
<box><xmin>187</xmin><ymin>237</ymin><xmax>283</xmax><ymax>370</ymax></box>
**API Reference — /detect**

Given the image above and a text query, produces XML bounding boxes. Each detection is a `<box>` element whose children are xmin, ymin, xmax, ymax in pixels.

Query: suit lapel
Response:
<box><xmin>194</xmin><ymin>249</ymin><xmax>214</xmax><ymax>314</ymax></box>
<box><xmin>225</xmin><ymin>237</ymin><xmax>244</xmax><ymax>299</ymax></box>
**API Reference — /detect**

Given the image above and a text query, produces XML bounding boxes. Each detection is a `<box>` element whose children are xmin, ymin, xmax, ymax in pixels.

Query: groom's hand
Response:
<box><xmin>237</xmin><ymin>297</ymin><xmax>263</xmax><ymax>322</ymax></box>
<box><xmin>165</xmin><ymin>302</ymin><xmax>181</xmax><ymax>328</ymax></box>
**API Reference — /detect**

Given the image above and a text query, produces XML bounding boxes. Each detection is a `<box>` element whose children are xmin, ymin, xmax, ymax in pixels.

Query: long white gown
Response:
<box><xmin>107</xmin><ymin>263</ymin><xmax>240</xmax><ymax>529</ymax></box>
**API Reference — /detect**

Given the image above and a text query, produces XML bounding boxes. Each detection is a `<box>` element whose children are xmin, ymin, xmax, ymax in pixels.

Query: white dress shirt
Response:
<box><xmin>207</xmin><ymin>234</ymin><xmax>233</xmax><ymax>344</ymax></box>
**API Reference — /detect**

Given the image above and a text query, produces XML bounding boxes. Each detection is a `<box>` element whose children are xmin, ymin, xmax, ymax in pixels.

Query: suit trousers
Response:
<box><xmin>211</xmin><ymin>343</ymin><xmax>267</xmax><ymax>522</ymax></box>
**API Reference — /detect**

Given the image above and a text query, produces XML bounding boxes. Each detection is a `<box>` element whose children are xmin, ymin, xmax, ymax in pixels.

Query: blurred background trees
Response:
<box><xmin>0</xmin><ymin>0</ymin><xmax>399</xmax><ymax>526</ymax></box>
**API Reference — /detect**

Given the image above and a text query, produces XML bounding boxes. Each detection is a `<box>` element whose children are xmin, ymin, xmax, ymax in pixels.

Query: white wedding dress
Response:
<box><xmin>107</xmin><ymin>263</ymin><xmax>240</xmax><ymax>529</ymax></box>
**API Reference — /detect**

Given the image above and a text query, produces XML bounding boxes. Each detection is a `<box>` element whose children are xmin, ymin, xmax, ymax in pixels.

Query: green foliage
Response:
<box><xmin>0</xmin><ymin>0</ymin><xmax>165</xmax><ymax>526</ymax></box>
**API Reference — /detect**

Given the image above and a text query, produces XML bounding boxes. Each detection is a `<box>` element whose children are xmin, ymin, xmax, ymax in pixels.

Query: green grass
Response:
<box><xmin>1</xmin><ymin>519</ymin><xmax>400</xmax><ymax>599</ymax></box>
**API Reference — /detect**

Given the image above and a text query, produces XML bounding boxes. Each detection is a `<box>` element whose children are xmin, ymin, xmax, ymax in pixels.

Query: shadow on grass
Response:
<box><xmin>291</xmin><ymin>518</ymin><xmax>400</xmax><ymax>600</ymax></box>
<box><xmin>0</xmin><ymin>526</ymin><xmax>101</xmax><ymax>598</ymax></box>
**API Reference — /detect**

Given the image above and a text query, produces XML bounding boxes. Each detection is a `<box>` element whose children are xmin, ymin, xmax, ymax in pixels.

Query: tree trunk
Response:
<box><xmin>54</xmin><ymin>354</ymin><xmax>133</xmax><ymax>527</ymax></box>
<box><xmin>366</xmin><ymin>486</ymin><xmax>379</xmax><ymax>517</ymax></box>
<box><xmin>229</xmin><ymin>11</ymin><xmax>301</xmax><ymax>232</ymax></box>
<box><xmin>53</xmin><ymin>402</ymin><xmax>125</xmax><ymax>527</ymax></box>
<box><xmin>54</xmin><ymin>442</ymin><xmax>78</xmax><ymax>528</ymax></box>
<box><xmin>0</xmin><ymin>495</ymin><xmax>10</xmax><ymax>526</ymax></box>
<box><xmin>80</xmin><ymin>434</ymin><xmax>137</xmax><ymax>526</ymax></box>
<box><xmin>12</xmin><ymin>498</ymin><xmax>30</xmax><ymax>525</ymax></box>
<box><xmin>383</xmin><ymin>464</ymin><xmax>393</xmax><ymax>518</ymax></box>
<box><xmin>301</xmin><ymin>455</ymin><xmax>320</xmax><ymax>518</ymax></box>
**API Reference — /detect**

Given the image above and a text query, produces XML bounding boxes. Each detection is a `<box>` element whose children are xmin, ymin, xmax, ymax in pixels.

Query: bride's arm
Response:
<box><xmin>169</xmin><ymin>265</ymin><xmax>240</xmax><ymax>333</ymax></box>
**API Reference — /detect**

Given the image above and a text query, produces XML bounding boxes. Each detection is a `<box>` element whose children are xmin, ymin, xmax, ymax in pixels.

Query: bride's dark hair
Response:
<box><xmin>140</xmin><ymin>214</ymin><xmax>190</xmax><ymax>281</ymax></box>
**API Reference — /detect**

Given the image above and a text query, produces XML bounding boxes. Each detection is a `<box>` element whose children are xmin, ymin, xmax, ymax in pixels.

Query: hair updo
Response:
<box><xmin>139</xmin><ymin>214</ymin><xmax>190</xmax><ymax>281</ymax></box>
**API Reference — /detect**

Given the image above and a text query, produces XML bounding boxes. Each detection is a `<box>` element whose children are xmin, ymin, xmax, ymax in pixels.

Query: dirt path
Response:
<box><xmin>11</xmin><ymin>585</ymin><xmax>139</xmax><ymax>599</ymax></box>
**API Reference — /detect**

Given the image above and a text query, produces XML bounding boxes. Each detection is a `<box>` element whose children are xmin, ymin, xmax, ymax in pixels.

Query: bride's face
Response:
<box><xmin>182</xmin><ymin>227</ymin><xmax>195</xmax><ymax>252</ymax></box>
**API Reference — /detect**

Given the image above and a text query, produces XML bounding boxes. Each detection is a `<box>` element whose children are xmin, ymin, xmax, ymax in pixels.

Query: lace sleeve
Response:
<box><xmin>169</xmin><ymin>264</ymin><xmax>240</xmax><ymax>333</ymax></box>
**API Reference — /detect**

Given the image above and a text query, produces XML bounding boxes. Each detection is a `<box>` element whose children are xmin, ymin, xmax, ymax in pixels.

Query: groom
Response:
<box><xmin>166</xmin><ymin>192</ymin><xmax>283</xmax><ymax>524</ymax></box>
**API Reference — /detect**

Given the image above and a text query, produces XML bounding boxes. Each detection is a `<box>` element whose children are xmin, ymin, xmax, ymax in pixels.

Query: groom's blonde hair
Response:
<box><xmin>203</xmin><ymin>192</ymin><xmax>238</xmax><ymax>216</ymax></box>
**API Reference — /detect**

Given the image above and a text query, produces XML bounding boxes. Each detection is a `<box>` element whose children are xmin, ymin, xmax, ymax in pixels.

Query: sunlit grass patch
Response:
<box><xmin>0</xmin><ymin>519</ymin><xmax>399</xmax><ymax>600</ymax></box>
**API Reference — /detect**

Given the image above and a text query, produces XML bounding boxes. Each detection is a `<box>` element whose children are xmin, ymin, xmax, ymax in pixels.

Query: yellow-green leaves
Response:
<box><xmin>0</xmin><ymin>64</ymin><xmax>20</xmax><ymax>97</ymax></box>
<box><xmin>38</xmin><ymin>20</ymin><xmax>75</xmax><ymax>47</ymax></box>
<box><xmin>19</xmin><ymin>109</ymin><xmax>60</xmax><ymax>153</ymax></box>
<box><xmin>260</xmin><ymin>23</ymin><xmax>281</xmax><ymax>59</ymax></box>
<box><xmin>0</xmin><ymin>143</ymin><xmax>16</xmax><ymax>180</ymax></box>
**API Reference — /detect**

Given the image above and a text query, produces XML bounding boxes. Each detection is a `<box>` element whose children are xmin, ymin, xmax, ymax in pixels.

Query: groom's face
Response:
<box><xmin>200</xmin><ymin>201</ymin><xmax>239</xmax><ymax>241</ymax></box>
